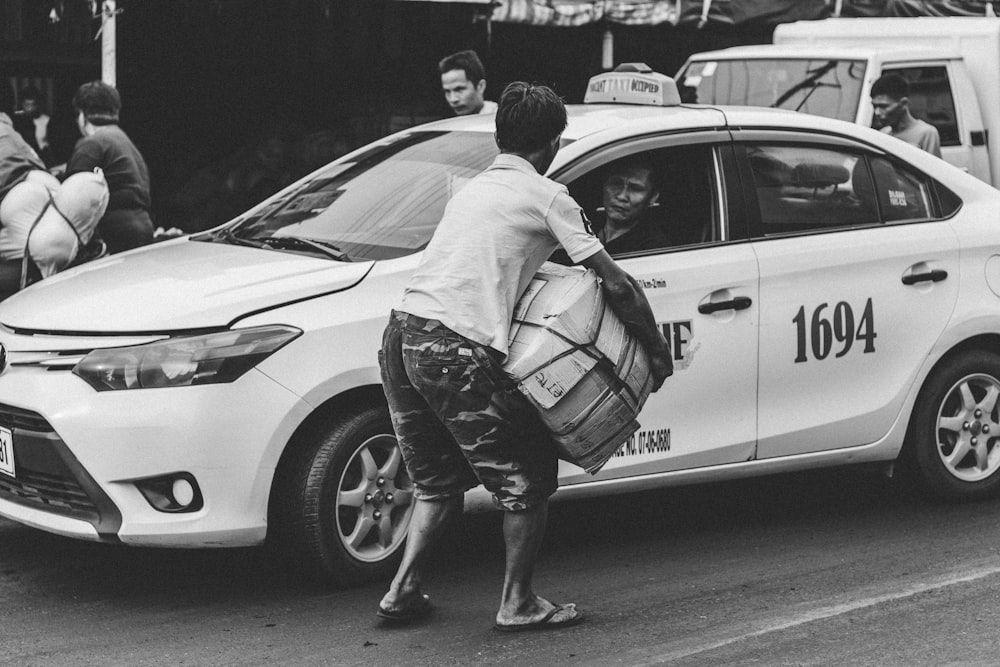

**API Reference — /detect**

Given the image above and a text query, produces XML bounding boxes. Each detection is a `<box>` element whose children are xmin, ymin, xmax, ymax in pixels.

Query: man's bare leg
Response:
<box><xmin>379</xmin><ymin>495</ymin><xmax>463</xmax><ymax>612</ymax></box>
<box><xmin>495</xmin><ymin>501</ymin><xmax>580</xmax><ymax>626</ymax></box>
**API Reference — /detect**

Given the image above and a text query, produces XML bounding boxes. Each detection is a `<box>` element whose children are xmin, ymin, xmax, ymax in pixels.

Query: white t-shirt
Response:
<box><xmin>400</xmin><ymin>153</ymin><xmax>603</xmax><ymax>356</ymax></box>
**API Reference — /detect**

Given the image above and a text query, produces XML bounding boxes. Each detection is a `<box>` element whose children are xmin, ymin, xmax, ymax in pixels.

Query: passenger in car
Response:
<box><xmin>592</xmin><ymin>157</ymin><xmax>670</xmax><ymax>255</ymax></box>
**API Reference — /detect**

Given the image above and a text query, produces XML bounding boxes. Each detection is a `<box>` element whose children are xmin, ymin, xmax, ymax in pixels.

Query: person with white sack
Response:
<box><xmin>0</xmin><ymin>167</ymin><xmax>109</xmax><ymax>300</ymax></box>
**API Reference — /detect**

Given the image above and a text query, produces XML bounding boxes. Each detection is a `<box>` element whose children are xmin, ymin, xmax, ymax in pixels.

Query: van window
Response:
<box><xmin>678</xmin><ymin>58</ymin><xmax>866</xmax><ymax>122</ymax></box>
<box><xmin>883</xmin><ymin>66</ymin><xmax>960</xmax><ymax>147</ymax></box>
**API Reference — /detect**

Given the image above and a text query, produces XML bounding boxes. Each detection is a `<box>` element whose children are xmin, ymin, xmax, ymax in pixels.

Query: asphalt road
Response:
<box><xmin>4</xmin><ymin>466</ymin><xmax>1000</xmax><ymax>666</ymax></box>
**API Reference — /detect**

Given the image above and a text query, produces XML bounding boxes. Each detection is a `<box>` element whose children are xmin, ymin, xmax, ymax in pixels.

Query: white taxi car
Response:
<box><xmin>1</xmin><ymin>66</ymin><xmax>999</xmax><ymax>586</ymax></box>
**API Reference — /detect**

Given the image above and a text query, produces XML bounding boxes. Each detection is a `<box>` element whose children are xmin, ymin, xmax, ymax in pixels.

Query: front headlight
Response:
<box><xmin>72</xmin><ymin>325</ymin><xmax>302</xmax><ymax>391</ymax></box>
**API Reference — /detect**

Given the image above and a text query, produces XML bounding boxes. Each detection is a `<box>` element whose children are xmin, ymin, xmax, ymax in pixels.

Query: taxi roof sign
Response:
<box><xmin>584</xmin><ymin>63</ymin><xmax>681</xmax><ymax>107</ymax></box>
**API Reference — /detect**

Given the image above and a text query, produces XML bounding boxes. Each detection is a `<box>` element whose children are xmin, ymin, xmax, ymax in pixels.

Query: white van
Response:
<box><xmin>678</xmin><ymin>18</ymin><xmax>1000</xmax><ymax>187</ymax></box>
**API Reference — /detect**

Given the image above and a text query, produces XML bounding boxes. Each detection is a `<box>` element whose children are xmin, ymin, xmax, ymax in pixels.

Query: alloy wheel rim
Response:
<box><xmin>935</xmin><ymin>373</ymin><xmax>1000</xmax><ymax>483</ymax></box>
<box><xmin>335</xmin><ymin>434</ymin><xmax>414</xmax><ymax>562</ymax></box>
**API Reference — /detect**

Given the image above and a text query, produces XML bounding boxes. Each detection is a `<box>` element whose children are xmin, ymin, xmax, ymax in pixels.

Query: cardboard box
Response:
<box><xmin>504</xmin><ymin>263</ymin><xmax>654</xmax><ymax>473</ymax></box>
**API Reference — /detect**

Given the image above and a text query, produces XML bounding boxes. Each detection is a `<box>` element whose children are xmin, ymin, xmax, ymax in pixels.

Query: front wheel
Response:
<box><xmin>907</xmin><ymin>350</ymin><xmax>1000</xmax><ymax>501</ymax></box>
<box><xmin>270</xmin><ymin>405</ymin><xmax>414</xmax><ymax>586</ymax></box>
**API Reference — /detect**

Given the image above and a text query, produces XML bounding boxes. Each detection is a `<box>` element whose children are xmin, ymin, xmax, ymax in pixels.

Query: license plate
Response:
<box><xmin>0</xmin><ymin>426</ymin><xmax>14</xmax><ymax>478</ymax></box>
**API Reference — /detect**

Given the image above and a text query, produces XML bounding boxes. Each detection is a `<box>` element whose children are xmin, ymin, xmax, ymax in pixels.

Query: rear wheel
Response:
<box><xmin>907</xmin><ymin>350</ymin><xmax>1000</xmax><ymax>501</ymax></box>
<box><xmin>271</xmin><ymin>405</ymin><xmax>414</xmax><ymax>586</ymax></box>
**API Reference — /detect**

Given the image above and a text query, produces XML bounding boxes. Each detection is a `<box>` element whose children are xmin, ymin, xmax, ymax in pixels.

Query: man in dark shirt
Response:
<box><xmin>66</xmin><ymin>81</ymin><xmax>153</xmax><ymax>254</ymax></box>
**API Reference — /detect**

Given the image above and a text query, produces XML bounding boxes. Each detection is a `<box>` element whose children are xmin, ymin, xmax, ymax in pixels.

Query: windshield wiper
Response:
<box><xmin>772</xmin><ymin>61</ymin><xmax>840</xmax><ymax>109</ymax></box>
<box><xmin>249</xmin><ymin>235</ymin><xmax>353</xmax><ymax>262</ymax></box>
<box><xmin>212</xmin><ymin>227</ymin><xmax>268</xmax><ymax>249</ymax></box>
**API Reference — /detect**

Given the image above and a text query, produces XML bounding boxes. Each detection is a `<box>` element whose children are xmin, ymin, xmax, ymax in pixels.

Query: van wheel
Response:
<box><xmin>907</xmin><ymin>350</ymin><xmax>1000</xmax><ymax>501</ymax></box>
<box><xmin>271</xmin><ymin>405</ymin><xmax>414</xmax><ymax>586</ymax></box>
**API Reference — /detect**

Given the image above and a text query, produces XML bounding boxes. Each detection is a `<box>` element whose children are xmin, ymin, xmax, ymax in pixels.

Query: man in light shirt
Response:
<box><xmin>871</xmin><ymin>73</ymin><xmax>942</xmax><ymax>158</ymax></box>
<box><xmin>377</xmin><ymin>82</ymin><xmax>672</xmax><ymax>631</ymax></box>
<box><xmin>439</xmin><ymin>50</ymin><xmax>498</xmax><ymax>116</ymax></box>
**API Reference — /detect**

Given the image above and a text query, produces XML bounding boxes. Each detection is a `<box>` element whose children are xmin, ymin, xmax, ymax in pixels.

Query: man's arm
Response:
<box><xmin>580</xmin><ymin>248</ymin><xmax>673</xmax><ymax>391</ymax></box>
<box><xmin>924</xmin><ymin>125</ymin><xmax>942</xmax><ymax>159</ymax></box>
<box><xmin>65</xmin><ymin>139</ymin><xmax>101</xmax><ymax>177</ymax></box>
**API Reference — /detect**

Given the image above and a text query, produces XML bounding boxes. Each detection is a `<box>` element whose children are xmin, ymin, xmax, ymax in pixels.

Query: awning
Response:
<box><xmin>491</xmin><ymin>0</ymin><xmax>683</xmax><ymax>25</ymax></box>
<box><xmin>485</xmin><ymin>0</ymin><xmax>997</xmax><ymax>26</ymax></box>
<box><xmin>489</xmin><ymin>0</ymin><xmax>831</xmax><ymax>26</ymax></box>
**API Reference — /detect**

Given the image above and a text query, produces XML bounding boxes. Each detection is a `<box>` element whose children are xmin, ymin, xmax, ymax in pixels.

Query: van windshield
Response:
<box><xmin>203</xmin><ymin>131</ymin><xmax>500</xmax><ymax>261</ymax></box>
<box><xmin>679</xmin><ymin>58</ymin><xmax>866</xmax><ymax>122</ymax></box>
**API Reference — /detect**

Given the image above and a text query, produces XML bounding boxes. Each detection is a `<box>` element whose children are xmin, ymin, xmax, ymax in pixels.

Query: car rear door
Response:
<box><xmin>553</xmin><ymin>133</ymin><xmax>760</xmax><ymax>485</ymax></box>
<box><xmin>736</xmin><ymin>131</ymin><xmax>960</xmax><ymax>459</ymax></box>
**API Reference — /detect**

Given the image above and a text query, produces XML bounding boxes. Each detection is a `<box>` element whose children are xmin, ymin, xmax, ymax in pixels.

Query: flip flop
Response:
<box><xmin>376</xmin><ymin>594</ymin><xmax>432</xmax><ymax>622</ymax></box>
<box><xmin>493</xmin><ymin>603</ymin><xmax>584</xmax><ymax>633</ymax></box>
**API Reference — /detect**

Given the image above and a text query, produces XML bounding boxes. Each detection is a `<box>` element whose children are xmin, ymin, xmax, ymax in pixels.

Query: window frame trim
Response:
<box><xmin>549</xmin><ymin>129</ymin><xmax>746</xmax><ymax>256</ymax></box>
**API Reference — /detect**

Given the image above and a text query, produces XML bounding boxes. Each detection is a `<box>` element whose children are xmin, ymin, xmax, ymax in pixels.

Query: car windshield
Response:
<box><xmin>678</xmin><ymin>58</ymin><xmax>866</xmax><ymax>122</ymax></box>
<box><xmin>204</xmin><ymin>131</ymin><xmax>500</xmax><ymax>261</ymax></box>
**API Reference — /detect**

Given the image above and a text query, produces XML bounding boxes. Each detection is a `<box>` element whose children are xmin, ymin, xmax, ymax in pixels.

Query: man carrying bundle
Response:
<box><xmin>377</xmin><ymin>82</ymin><xmax>672</xmax><ymax>631</ymax></box>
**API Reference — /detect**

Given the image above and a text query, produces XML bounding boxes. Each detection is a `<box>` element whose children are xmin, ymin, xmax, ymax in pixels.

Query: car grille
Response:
<box><xmin>0</xmin><ymin>403</ymin><xmax>121</xmax><ymax>539</ymax></box>
<box><xmin>0</xmin><ymin>403</ymin><xmax>52</xmax><ymax>431</ymax></box>
<box><xmin>0</xmin><ymin>467</ymin><xmax>96</xmax><ymax>514</ymax></box>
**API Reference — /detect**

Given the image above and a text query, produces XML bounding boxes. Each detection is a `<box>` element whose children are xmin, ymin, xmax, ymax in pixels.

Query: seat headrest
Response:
<box><xmin>792</xmin><ymin>163</ymin><xmax>850</xmax><ymax>188</ymax></box>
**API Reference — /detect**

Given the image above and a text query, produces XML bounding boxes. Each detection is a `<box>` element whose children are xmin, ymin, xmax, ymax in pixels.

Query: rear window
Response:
<box><xmin>679</xmin><ymin>58</ymin><xmax>866</xmax><ymax>123</ymax></box>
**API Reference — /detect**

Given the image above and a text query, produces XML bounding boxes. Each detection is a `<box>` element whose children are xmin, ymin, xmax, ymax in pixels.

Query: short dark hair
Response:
<box><xmin>871</xmin><ymin>74</ymin><xmax>909</xmax><ymax>101</ymax></box>
<box><xmin>438</xmin><ymin>50</ymin><xmax>486</xmax><ymax>85</ymax></box>
<box><xmin>73</xmin><ymin>80</ymin><xmax>121</xmax><ymax>125</ymax></box>
<box><xmin>495</xmin><ymin>82</ymin><xmax>567</xmax><ymax>154</ymax></box>
<box><xmin>607</xmin><ymin>155</ymin><xmax>660</xmax><ymax>193</ymax></box>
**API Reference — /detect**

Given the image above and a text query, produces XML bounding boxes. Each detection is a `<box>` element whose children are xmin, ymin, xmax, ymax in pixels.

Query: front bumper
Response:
<box><xmin>0</xmin><ymin>402</ymin><xmax>120</xmax><ymax>539</ymax></box>
<box><xmin>0</xmin><ymin>343</ymin><xmax>311</xmax><ymax>547</ymax></box>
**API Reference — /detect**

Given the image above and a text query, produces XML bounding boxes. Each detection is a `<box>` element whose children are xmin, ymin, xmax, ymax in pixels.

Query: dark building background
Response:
<box><xmin>2</xmin><ymin>0</ymin><xmax>771</xmax><ymax>232</ymax></box>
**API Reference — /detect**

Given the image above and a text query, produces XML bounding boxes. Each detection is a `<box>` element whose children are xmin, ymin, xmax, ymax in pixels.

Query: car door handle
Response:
<box><xmin>902</xmin><ymin>269</ymin><xmax>948</xmax><ymax>286</ymax></box>
<box><xmin>698</xmin><ymin>296</ymin><xmax>753</xmax><ymax>314</ymax></box>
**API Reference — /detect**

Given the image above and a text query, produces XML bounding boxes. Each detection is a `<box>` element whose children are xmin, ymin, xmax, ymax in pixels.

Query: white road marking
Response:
<box><xmin>625</xmin><ymin>559</ymin><xmax>1000</xmax><ymax>665</ymax></box>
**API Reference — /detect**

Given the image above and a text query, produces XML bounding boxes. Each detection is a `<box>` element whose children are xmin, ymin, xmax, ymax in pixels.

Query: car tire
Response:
<box><xmin>907</xmin><ymin>350</ymin><xmax>1000</xmax><ymax>501</ymax></box>
<box><xmin>271</xmin><ymin>405</ymin><xmax>414</xmax><ymax>586</ymax></box>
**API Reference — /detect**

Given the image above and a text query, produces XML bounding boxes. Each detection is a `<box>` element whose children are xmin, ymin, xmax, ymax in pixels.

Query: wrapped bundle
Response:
<box><xmin>27</xmin><ymin>207</ymin><xmax>79</xmax><ymax>278</ymax></box>
<box><xmin>503</xmin><ymin>262</ymin><xmax>654</xmax><ymax>474</ymax></box>
<box><xmin>52</xmin><ymin>168</ymin><xmax>109</xmax><ymax>245</ymax></box>
<box><xmin>0</xmin><ymin>168</ymin><xmax>109</xmax><ymax>281</ymax></box>
<box><xmin>0</xmin><ymin>176</ymin><xmax>52</xmax><ymax>261</ymax></box>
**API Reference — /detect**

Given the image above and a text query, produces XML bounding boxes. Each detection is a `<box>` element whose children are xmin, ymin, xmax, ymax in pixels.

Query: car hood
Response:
<box><xmin>0</xmin><ymin>238</ymin><xmax>375</xmax><ymax>333</ymax></box>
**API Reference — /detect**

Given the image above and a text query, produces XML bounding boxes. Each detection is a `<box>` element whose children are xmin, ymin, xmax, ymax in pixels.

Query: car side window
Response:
<box><xmin>747</xmin><ymin>144</ymin><xmax>879</xmax><ymax>235</ymax></box>
<box><xmin>563</xmin><ymin>144</ymin><xmax>718</xmax><ymax>258</ymax></box>
<box><xmin>747</xmin><ymin>143</ymin><xmax>941</xmax><ymax>235</ymax></box>
<box><xmin>884</xmin><ymin>66</ymin><xmax>959</xmax><ymax>147</ymax></box>
<box><xmin>863</xmin><ymin>155</ymin><xmax>934</xmax><ymax>222</ymax></box>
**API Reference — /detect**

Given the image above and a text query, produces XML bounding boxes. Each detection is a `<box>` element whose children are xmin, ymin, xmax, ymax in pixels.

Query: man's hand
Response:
<box><xmin>581</xmin><ymin>249</ymin><xmax>675</xmax><ymax>393</ymax></box>
<box><xmin>648</xmin><ymin>350</ymin><xmax>673</xmax><ymax>393</ymax></box>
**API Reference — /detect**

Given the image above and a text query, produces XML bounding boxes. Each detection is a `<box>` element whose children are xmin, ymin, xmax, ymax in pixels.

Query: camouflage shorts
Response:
<box><xmin>378</xmin><ymin>310</ymin><xmax>558</xmax><ymax>511</ymax></box>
